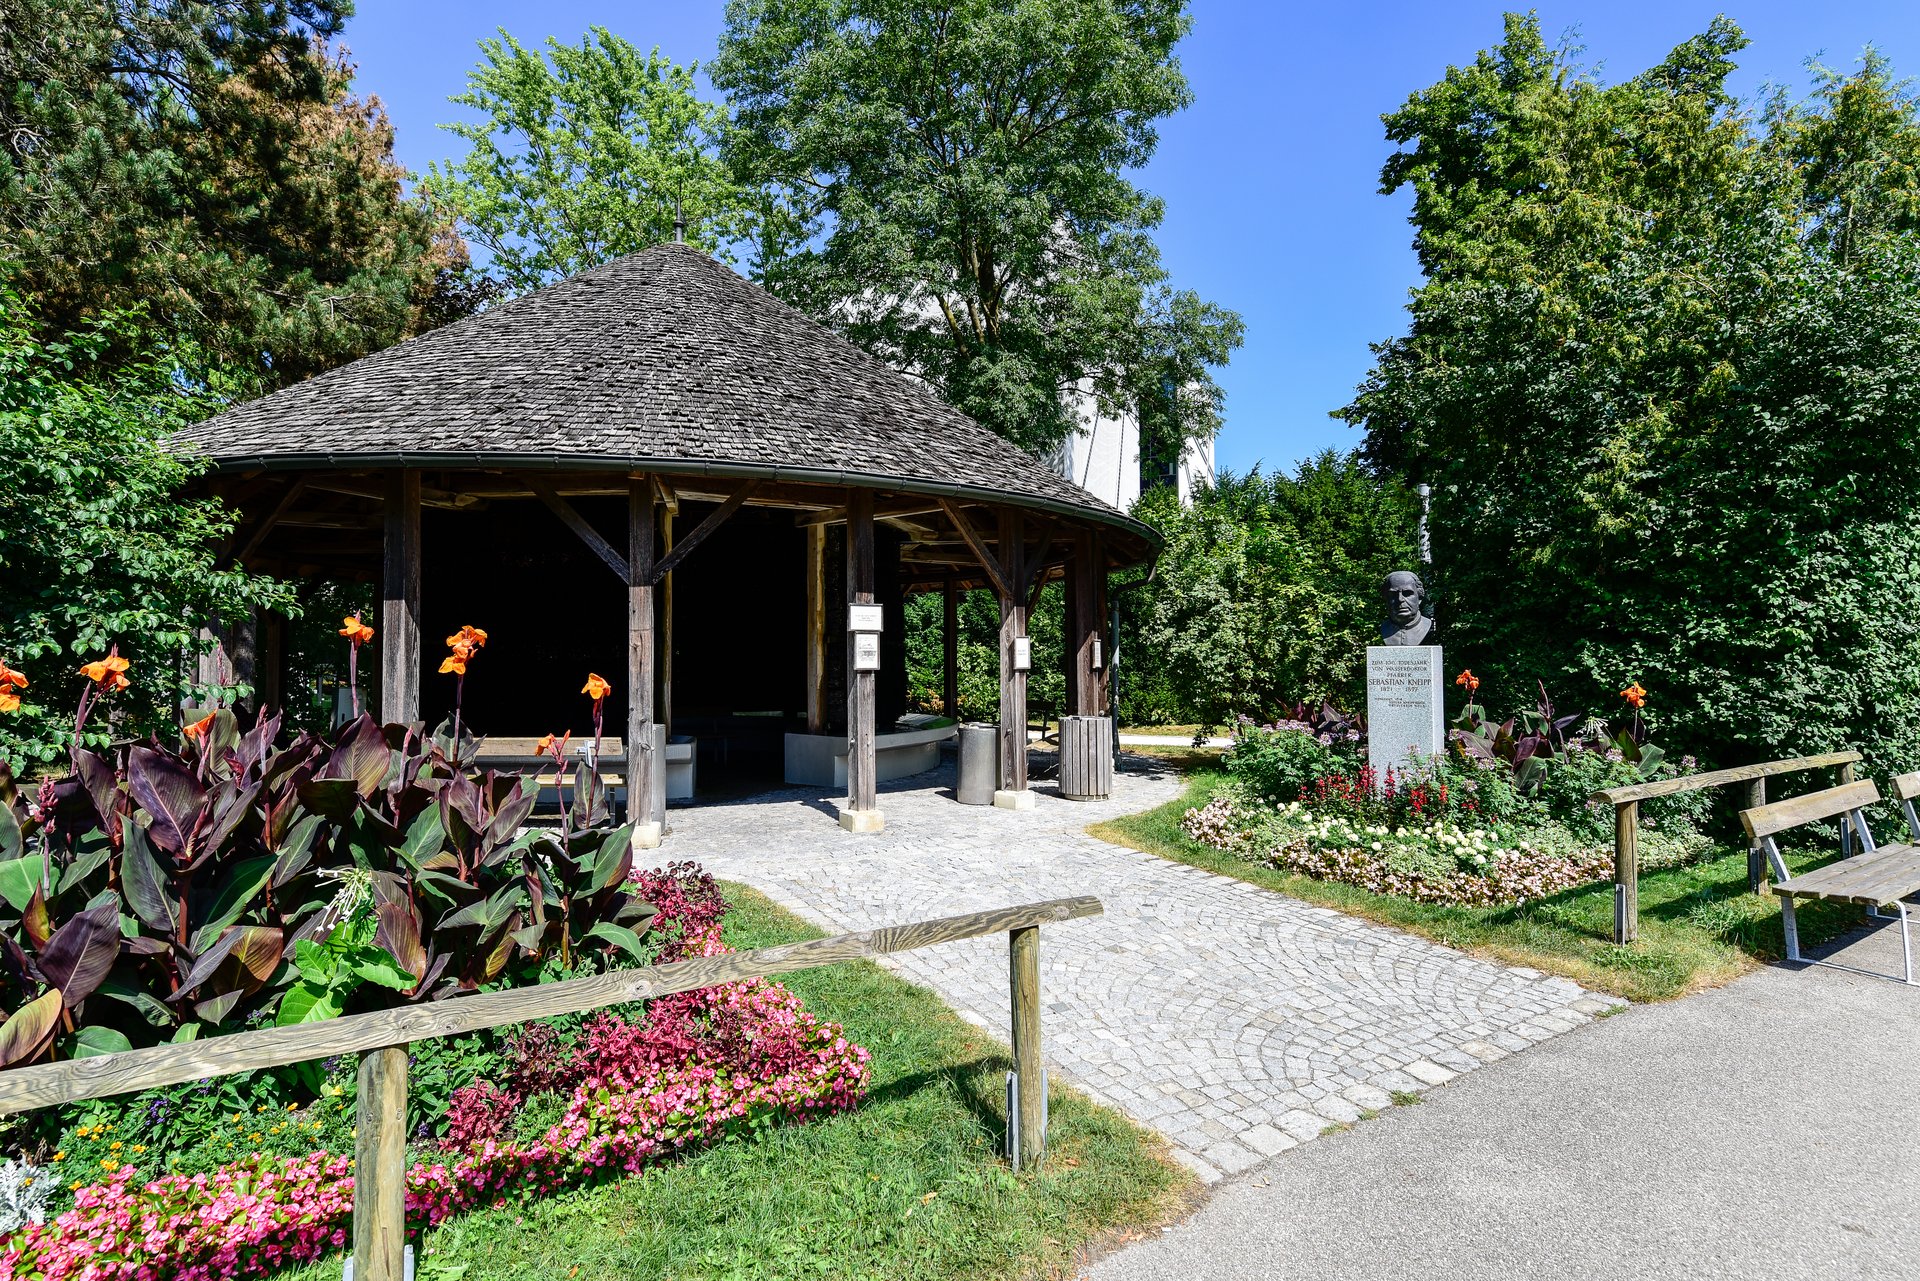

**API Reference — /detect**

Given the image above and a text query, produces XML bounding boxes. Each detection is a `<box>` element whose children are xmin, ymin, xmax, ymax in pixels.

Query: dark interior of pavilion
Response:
<box><xmin>413</xmin><ymin>498</ymin><xmax>909</xmax><ymax>792</ymax></box>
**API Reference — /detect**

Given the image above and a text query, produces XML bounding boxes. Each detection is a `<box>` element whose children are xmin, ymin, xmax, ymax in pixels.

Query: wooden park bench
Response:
<box><xmin>1740</xmin><ymin>778</ymin><xmax>1918</xmax><ymax>986</ymax></box>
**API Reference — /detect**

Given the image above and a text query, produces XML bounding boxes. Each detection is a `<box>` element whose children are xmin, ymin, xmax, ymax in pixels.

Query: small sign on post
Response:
<box><xmin>848</xmin><ymin>604</ymin><xmax>883</xmax><ymax>633</ymax></box>
<box><xmin>1012</xmin><ymin>637</ymin><xmax>1032</xmax><ymax>671</ymax></box>
<box><xmin>852</xmin><ymin>632</ymin><xmax>881</xmax><ymax>672</ymax></box>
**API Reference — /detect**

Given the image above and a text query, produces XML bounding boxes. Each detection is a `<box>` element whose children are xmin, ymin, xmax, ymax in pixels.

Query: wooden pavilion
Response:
<box><xmin>178</xmin><ymin>242</ymin><xmax>1155</xmax><ymax>840</ymax></box>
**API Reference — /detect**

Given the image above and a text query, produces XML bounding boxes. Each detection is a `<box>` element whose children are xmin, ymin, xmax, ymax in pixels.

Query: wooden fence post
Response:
<box><xmin>1008</xmin><ymin>925</ymin><xmax>1045</xmax><ymax>1169</ymax></box>
<box><xmin>1612</xmin><ymin>801</ymin><xmax>1639</xmax><ymax>945</ymax></box>
<box><xmin>1746</xmin><ymin>777</ymin><xmax>1768</xmax><ymax>892</ymax></box>
<box><xmin>353</xmin><ymin>1045</ymin><xmax>410</xmax><ymax>1281</ymax></box>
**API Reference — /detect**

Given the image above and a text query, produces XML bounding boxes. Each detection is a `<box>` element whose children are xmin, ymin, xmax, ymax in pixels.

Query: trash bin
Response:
<box><xmin>956</xmin><ymin>723</ymin><xmax>999</xmax><ymax>805</ymax></box>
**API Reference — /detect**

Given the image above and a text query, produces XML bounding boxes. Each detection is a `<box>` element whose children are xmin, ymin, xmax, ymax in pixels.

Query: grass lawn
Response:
<box><xmin>1090</xmin><ymin>769</ymin><xmax>1873</xmax><ymax>1004</ymax></box>
<box><xmin>288</xmin><ymin>883</ymin><xmax>1189</xmax><ymax>1281</ymax></box>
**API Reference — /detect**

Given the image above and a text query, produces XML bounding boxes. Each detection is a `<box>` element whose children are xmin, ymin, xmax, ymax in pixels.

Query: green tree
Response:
<box><xmin>423</xmin><ymin>27</ymin><xmax>761</xmax><ymax>294</ymax></box>
<box><xmin>0</xmin><ymin>1</ymin><xmax>470</xmax><ymax>387</ymax></box>
<box><xmin>714</xmin><ymin>0</ymin><xmax>1243</xmax><ymax>454</ymax></box>
<box><xmin>1118</xmin><ymin>455</ymin><xmax>1417</xmax><ymax>727</ymax></box>
<box><xmin>0</xmin><ymin>290</ymin><xmax>295</xmax><ymax>765</ymax></box>
<box><xmin>1342</xmin><ymin>14</ymin><xmax>1920</xmax><ymax>770</ymax></box>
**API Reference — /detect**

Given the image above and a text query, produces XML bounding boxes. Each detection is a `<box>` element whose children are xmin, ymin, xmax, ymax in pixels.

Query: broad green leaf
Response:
<box><xmin>71</xmin><ymin>1025</ymin><xmax>133</xmax><ymax>1059</ymax></box>
<box><xmin>275</xmin><ymin>981</ymin><xmax>343</xmax><ymax>1027</ymax></box>
<box><xmin>187</xmin><ymin>856</ymin><xmax>274</xmax><ymax>954</ymax></box>
<box><xmin>0</xmin><ymin>856</ymin><xmax>41</xmax><ymax>912</ymax></box>
<box><xmin>586</xmin><ymin>920</ymin><xmax>648</xmax><ymax>959</ymax></box>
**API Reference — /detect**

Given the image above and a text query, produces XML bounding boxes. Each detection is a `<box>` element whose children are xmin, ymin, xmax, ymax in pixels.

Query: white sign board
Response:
<box><xmin>852</xmin><ymin>632</ymin><xmax>882</xmax><ymax>672</ymax></box>
<box><xmin>1092</xmin><ymin>639</ymin><xmax>1103</xmax><ymax>669</ymax></box>
<box><xmin>848</xmin><ymin>604</ymin><xmax>884</xmax><ymax>633</ymax></box>
<box><xmin>1012</xmin><ymin>636</ymin><xmax>1032</xmax><ymax>671</ymax></box>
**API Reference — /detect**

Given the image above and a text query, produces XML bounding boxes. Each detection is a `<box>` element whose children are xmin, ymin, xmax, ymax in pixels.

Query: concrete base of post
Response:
<box><xmin>992</xmin><ymin>789</ymin><xmax>1035</xmax><ymax>811</ymax></box>
<box><xmin>631</xmin><ymin>820</ymin><xmax>663</xmax><ymax>850</ymax></box>
<box><xmin>838</xmin><ymin>808</ymin><xmax>885</xmax><ymax>834</ymax></box>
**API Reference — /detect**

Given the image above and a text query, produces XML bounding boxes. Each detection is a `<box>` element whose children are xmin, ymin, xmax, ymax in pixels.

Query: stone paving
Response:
<box><xmin>668</xmin><ymin>756</ymin><xmax>1622</xmax><ymax>1183</ymax></box>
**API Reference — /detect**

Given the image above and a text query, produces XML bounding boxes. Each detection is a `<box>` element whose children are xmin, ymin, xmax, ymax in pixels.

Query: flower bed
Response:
<box><xmin>1</xmin><ymin>872</ymin><xmax>870</xmax><ymax>1281</ymax></box>
<box><xmin>1185</xmin><ymin>681</ymin><xmax>1717</xmax><ymax>909</ymax></box>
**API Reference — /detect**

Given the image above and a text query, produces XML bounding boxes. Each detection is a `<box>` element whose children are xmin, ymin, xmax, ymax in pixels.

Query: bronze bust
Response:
<box><xmin>1380</xmin><ymin>570</ymin><xmax>1435</xmax><ymax>646</ymax></box>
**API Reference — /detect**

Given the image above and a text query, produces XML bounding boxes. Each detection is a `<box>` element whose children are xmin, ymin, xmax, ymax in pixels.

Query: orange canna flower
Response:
<box><xmin>1621</xmin><ymin>682</ymin><xmax>1647</xmax><ymax>709</ymax></box>
<box><xmin>0</xmin><ymin>689</ymin><xmax>18</xmax><ymax>715</ymax></box>
<box><xmin>537</xmin><ymin>731</ymin><xmax>572</xmax><ymax>757</ymax></box>
<box><xmin>1453</xmin><ymin>669</ymin><xmax>1480</xmax><ymax>693</ymax></box>
<box><xmin>183</xmin><ymin>712</ymin><xmax>216</xmax><ymax>741</ymax></box>
<box><xmin>78</xmin><ymin>654</ymin><xmax>131</xmax><ymax>693</ymax></box>
<box><xmin>0</xmin><ymin>660</ymin><xmax>25</xmax><ymax>691</ymax></box>
<box><xmin>339</xmin><ymin>616</ymin><xmax>374</xmax><ymax>645</ymax></box>
<box><xmin>581</xmin><ymin>673</ymin><xmax>611</xmax><ymax>702</ymax></box>
<box><xmin>438</xmin><ymin>655</ymin><xmax>467</xmax><ymax>676</ymax></box>
<box><xmin>445</xmin><ymin>625</ymin><xmax>488</xmax><ymax>653</ymax></box>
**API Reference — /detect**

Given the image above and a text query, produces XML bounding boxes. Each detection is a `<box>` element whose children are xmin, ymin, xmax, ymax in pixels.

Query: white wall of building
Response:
<box><xmin>1051</xmin><ymin>380</ymin><xmax>1215</xmax><ymax>512</ymax></box>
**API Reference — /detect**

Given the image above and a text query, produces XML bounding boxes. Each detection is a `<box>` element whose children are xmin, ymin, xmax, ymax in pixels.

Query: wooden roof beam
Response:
<box><xmin>652</xmin><ymin>481</ymin><xmax>759</xmax><ymax>583</ymax></box>
<box><xmin>937</xmin><ymin>499</ymin><xmax>1014</xmax><ymax>599</ymax></box>
<box><xmin>527</xmin><ymin>476</ymin><xmax>629</xmax><ymax>584</ymax></box>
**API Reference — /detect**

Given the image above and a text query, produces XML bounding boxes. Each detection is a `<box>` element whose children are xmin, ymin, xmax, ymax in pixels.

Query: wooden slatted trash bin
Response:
<box><xmin>1059</xmin><ymin>715</ymin><xmax>1114</xmax><ymax>801</ymax></box>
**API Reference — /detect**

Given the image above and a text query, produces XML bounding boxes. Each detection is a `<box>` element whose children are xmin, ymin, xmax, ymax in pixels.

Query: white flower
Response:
<box><xmin>1371</xmin><ymin>841</ymin><xmax>1383</xmax><ymax>851</ymax></box>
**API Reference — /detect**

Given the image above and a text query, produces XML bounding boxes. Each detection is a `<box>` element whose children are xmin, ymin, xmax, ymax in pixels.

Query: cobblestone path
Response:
<box><xmin>670</xmin><ymin>757</ymin><xmax>1621</xmax><ymax>1183</ymax></box>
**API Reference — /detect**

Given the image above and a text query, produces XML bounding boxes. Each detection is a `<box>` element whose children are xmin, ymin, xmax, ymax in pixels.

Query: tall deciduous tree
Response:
<box><xmin>714</xmin><ymin>0</ymin><xmax>1243</xmax><ymax>455</ymax></box>
<box><xmin>0</xmin><ymin>1</ymin><xmax>470</xmax><ymax>388</ymax></box>
<box><xmin>423</xmin><ymin>27</ymin><xmax>760</xmax><ymax>294</ymax></box>
<box><xmin>0</xmin><ymin>290</ymin><xmax>296</xmax><ymax>765</ymax></box>
<box><xmin>1343</xmin><ymin>14</ymin><xmax>1920</xmax><ymax>770</ymax></box>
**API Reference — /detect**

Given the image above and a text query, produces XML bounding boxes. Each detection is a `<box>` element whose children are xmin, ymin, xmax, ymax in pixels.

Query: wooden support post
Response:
<box><xmin>661</xmin><ymin>507</ymin><xmax>674</xmax><ymax>741</ymax></box>
<box><xmin>1094</xmin><ymin>532</ymin><xmax>1110</xmax><ymax>716</ymax></box>
<box><xmin>256</xmin><ymin>610</ymin><xmax>286</xmax><ymax>716</ymax></box>
<box><xmin>806</xmin><ymin>525</ymin><xmax>828</xmax><ymax>734</ymax></box>
<box><xmin>380</xmin><ymin>470</ymin><xmax>422</xmax><ymax>725</ymax></box>
<box><xmin>1008</xmin><ymin>925</ymin><xmax>1045</xmax><ymax>1169</ymax></box>
<box><xmin>1069</xmin><ymin>529</ymin><xmax>1099</xmax><ymax>716</ymax></box>
<box><xmin>627</xmin><ymin>479</ymin><xmax>661</xmax><ymax>842</ymax></box>
<box><xmin>1746</xmin><ymin>777</ymin><xmax>1768</xmax><ymax>893</ymax></box>
<box><xmin>996</xmin><ymin>509</ymin><xmax>1031</xmax><ymax>807</ymax></box>
<box><xmin>1612</xmin><ymin>801</ymin><xmax>1639</xmax><ymax>945</ymax></box>
<box><xmin>942</xmin><ymin>574</ymin><xmax>959</xmax><ymax>719</ymax></box>
<box><xmin>843</xmin><ymin>490</ymin><xmax>881</xmax><ymax>832</ymax></box>
<box><xmin>351</xmin><ymin>1045</ymin><xmax>409</xmax><ymax>1281</ymax></box>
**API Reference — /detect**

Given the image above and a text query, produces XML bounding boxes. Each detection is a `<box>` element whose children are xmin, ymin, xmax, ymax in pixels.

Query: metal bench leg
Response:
<box><xmin>1780</xmin><ymin>895</ymin><xmax>1803</xmax><ymax>964</ymax></box>
<box><xmin>1898</xmin><ymin>900</ymin><xmax>1915</xmax><ymax>986</ymax></box>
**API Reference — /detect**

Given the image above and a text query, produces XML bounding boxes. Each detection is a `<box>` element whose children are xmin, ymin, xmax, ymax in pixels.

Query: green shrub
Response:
<box><xmin>1225</xmin><ymin>724</ymin><xmax>1341</xmax><ymax>803</ymax></box>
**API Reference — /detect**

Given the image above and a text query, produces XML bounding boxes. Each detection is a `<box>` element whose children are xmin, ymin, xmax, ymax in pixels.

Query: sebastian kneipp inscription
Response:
<box><xmin>1366</xmin><ymin>645</ymin><xmax>1444</xmax><ymax>786</ymax></box>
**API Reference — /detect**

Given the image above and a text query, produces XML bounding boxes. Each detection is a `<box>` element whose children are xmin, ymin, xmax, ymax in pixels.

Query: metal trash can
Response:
<box><xmin>956</xmin><ymin>723</ymin><xmax>1000</xmax><ymax>805</ymax></box>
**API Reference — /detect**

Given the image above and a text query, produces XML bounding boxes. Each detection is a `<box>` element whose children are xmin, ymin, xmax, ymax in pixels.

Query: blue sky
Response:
<box><xmin>344</xmin><ymin>1</ymin><xmax>1920</xmax><ymax>476</ymax></box>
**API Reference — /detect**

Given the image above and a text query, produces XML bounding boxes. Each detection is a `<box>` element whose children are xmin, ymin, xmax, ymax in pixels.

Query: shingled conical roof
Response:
<box><xmin>179</xmin><ymin>242</ymin><xmax>1140</xmax><ymax>532</ymax></box>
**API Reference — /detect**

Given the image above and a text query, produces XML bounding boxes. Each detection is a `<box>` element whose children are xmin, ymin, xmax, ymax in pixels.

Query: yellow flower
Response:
<box><xmin>52</xmin><ymin>1151</ymin><xmax>64</xmax><ymax>1161</ymax></box>
<box><xmin>109</xmin><ymin>1141</ymin><xmax>121</xmax><ymax>1151</ymax></box>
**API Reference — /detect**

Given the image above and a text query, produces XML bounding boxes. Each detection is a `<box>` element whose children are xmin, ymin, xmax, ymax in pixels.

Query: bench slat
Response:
<box><xmin>1740</xmin><ymin>780</ymin><xmax>1881</xmax><ymax>840</ymax></box>
<box><xmin>1775</xmin><ymin>844</ymin><xmax>1920</xmax><ymax>906</ymax></box>
<box><xmin>1893</xmin><ymin>771</ymin><xmax>1920</xmax><ymax>804</ymax></box>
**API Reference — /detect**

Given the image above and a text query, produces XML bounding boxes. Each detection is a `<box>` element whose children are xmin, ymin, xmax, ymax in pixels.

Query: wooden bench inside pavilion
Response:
<box><xmin>179</xmin><ymin>242</ymin><xmax>1157</xmax><ymax>840</ymax></box>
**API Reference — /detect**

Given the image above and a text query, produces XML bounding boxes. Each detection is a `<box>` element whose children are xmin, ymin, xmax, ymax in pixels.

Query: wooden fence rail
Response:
<box><xmin>0</xmin><ymin>895</ymin><xmax>1104</xmax><ymax>1281</ymax></box>
<box><xmin>1590</xmin><ymin>751</ymin><xmax>1861</xmax><ymax>944</ymax></box>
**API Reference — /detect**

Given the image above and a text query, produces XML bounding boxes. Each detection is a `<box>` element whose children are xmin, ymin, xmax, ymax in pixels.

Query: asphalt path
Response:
<box><xmin>1087</xmin><ymin>915</ymin><xmax>1920</xmax><ymax>1281</ymax></box>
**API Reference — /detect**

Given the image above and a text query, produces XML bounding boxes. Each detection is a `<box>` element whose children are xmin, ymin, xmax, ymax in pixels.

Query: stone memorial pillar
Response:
<box><xmin>1366</xmin><ymin>645</ymin><xmax>1445</xmax><ymax>785</ymax></box>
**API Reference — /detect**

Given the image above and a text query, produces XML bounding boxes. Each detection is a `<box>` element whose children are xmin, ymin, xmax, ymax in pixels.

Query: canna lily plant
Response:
<box><xmin>0</xmin><ymin>633</ymin><xmax>658</xmax><ymax>1070</ymax></box>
